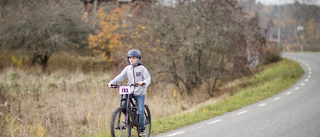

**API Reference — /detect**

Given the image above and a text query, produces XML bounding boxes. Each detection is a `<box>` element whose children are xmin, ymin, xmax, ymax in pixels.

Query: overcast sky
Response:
<box><xmin>255</xmin><ymin>0</ymin><xmax>320</xmax><ymax>5</ymax></box>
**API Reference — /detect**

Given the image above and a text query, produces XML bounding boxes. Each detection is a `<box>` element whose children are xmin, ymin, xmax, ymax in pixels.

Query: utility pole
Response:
<box><xmin>277</xmin><ymin>2</ymin><xmax>281</xmax><ymax>47</ymax></box>
<box><xmin>94</xmin><ymin>0</ymin><xmax>98</xmax><ymax>13</ymax></box>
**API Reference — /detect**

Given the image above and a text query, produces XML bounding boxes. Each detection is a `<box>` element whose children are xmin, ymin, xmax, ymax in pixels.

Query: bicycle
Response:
<box><xmin>110</xmin><ymin>83</ymin><xmax>151</xmax><ymax>137</ymax></box>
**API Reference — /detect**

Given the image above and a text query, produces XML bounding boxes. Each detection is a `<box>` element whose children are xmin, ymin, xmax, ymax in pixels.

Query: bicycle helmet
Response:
<box><xmin>127</xmin><ymin>49</ymin><xmax>141</xmax><ymax>59</ymax></box>
<box><xmin>127</xmin><ymin>49</ymin><xmax>141</xmax><ymax>65</ymax></box>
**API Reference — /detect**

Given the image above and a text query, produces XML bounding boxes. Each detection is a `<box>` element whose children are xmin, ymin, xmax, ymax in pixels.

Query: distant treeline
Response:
<box><xmin>248</xmin><ymin>1</ymin><xmax>320</xmax><ymax>51</ymax></box>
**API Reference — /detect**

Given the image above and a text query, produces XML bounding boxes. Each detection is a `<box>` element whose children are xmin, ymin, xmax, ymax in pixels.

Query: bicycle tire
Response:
<box><xmin>111</xmin><ymin>107</ymin><xmax>131</xmax><ymax>137</ymax></box>
<box><xmin>144</xmin><ymin>105</ymin><xmax>151</xmax><ymax>137</ymax></box>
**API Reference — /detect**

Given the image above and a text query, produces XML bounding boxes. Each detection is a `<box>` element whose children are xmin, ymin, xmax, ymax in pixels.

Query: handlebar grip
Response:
<box><xmin>110</xmin><ymin>84</ymin><xmax>118</xmax><ymax>88</ymax></box>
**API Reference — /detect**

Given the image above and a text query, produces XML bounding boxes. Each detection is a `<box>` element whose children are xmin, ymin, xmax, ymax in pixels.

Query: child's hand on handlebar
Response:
<box><xmin>138</xmin><ymin>81</ymin><xmax>144</xmax><ymax>86</ymax></box>
<box><xmin>107</xmin><ymin>83</ymin><xmax>112</xmax><ymax>88</ymax></box>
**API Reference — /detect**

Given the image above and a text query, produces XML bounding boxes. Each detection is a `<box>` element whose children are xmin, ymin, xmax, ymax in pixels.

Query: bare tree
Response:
<box><xmin>130</xmin><ymin>0</ymin><xmax>266</xmax><ymax>96</ymax></box>
<box><xmin>0</xmin><ymin>0</ymin><xmax>93</xmax><ymax>71</ymax></box>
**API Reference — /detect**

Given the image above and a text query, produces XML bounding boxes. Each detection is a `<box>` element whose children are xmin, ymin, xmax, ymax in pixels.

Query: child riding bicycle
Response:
<box><xmin>108</xmin><ymin>49</ymin><xmax>151</xmax><ymax>136</ymax></box>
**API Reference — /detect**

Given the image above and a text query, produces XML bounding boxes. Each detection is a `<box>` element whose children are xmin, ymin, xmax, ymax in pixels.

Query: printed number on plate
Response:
<box><xmin>119</xmin><ymin>86</ymin><xmax>133</xmax><ymax>94</ymax></box>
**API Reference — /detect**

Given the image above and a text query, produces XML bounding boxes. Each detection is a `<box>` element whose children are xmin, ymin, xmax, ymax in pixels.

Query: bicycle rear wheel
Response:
<box><xmin>143</xmin><ymin>105</ymin><xmax>151</xmax><ymax>137</ymax></box>
<box><xmin>111</xmin><ymin>107</ymin><xmax>131</xmax><ymax>137</ymax></box>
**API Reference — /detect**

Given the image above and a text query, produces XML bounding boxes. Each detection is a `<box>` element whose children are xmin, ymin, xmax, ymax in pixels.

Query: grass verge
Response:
<box><xmin>151</xmin><ymin>58</ymin><xmax>304</xmax><ymax>135</ymax></box>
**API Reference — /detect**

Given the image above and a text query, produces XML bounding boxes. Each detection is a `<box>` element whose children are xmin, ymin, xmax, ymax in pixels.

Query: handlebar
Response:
<box><xmin>110</xmin><ymin>83</ymin><xmax>145</xmax><ymax>88</ymax></box>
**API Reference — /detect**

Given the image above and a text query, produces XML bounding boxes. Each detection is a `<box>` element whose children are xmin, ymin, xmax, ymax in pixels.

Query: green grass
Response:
<box><xmin>151</xmin><ymin>58</ymin><xmax>304</xmax><ymax>135</ymax></box>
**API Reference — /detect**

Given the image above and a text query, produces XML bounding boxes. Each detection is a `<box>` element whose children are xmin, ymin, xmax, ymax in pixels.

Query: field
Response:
<box><xmin>0</xmin><ymin>67</ymin><xmax>218</xmax><ymax>136</ymax></box>
<box><xmin>0</xmin><ymin>58</ymin><xmax>303</xmax><ymax>137</ymax></box>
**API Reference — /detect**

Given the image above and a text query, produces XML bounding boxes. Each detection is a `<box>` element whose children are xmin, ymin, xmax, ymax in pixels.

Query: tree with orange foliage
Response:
<box><xmin>305</xmin><ymin>19</ymin><xmax>319</xmax><ymax>42</ymax></box>
<box><xmin>89</xmin><ymin>6</ymin><xmax>130</xmax><ymax>63</ymax></box>
<box><xmin>89</xmin><ymin>4</ymin><xmax>152</xmax><ymax>69</ymax></box>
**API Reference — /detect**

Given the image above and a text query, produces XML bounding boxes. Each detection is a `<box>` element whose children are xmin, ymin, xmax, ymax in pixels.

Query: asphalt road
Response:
<box><xmin>155</xmin><ymin>53</ymin><xmax>320</xmax><ymax>137</ymax></box>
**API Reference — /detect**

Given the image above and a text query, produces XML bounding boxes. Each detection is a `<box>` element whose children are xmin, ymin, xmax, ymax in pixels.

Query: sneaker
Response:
<box><xmin>139</xmin><ymin>128</ymin><xmax>146</xmax><ymax>136</ymax></box>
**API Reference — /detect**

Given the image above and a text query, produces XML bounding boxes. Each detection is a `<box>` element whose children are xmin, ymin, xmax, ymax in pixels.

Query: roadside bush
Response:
<box><xmin>261</xmin><ymin>41</ymin><xmax>282</xmax><ymax>64</ymax></box>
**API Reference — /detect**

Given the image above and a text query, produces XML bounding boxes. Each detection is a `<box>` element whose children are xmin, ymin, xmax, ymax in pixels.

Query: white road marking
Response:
<box><xmin>286</xmin><ymin>92</ymin><xmax>292</xmax><ymax>95</ymax></box>
<box><xmin>167</xmin><ymin>131</ymin><xmax>185</xmax><ymax>137</ymax></box>
<box><xmin>237</xmin><ymin>110</ymin><xmax>248</xmax><ymax>115</ymax></box>
<box><xmin>305</xmin><ymin>79</ymin><xmax>309</xmax><ymax>82</ymax></box>
<box><xmin>308</xmin><ymin>75</ymin><xmax>311</xmax><ymax>78</ymax></box>
<box><xmin>258</xmin><ymin>103</ymin><xmax>267</xmax><ymax>107</ymax></box>
<box><xmin>295</xmin><ymin>87</ymin><xmax>300</xmax><ymax>90</ymax></box>
<box><xmin>301</xmin><ymin>83</ymin><xmax>305</xmax><ymax>86</ymax></box>
<box><xmin>208</xmin><ymin>119</ymin><xmax>222</xmax><ymax>125</ymax></box>
<box><xmin>309</xmin><ymin>72</ymin><xmax>312</xmax><ymax>75</ymax></box>
<box><xmin>274</xmin><ymin>97</ymin><xmax>281</xmax><ymax>100</ymax></box>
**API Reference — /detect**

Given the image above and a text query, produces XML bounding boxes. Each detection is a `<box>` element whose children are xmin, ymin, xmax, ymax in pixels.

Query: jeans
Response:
<box><xmin>132</xmin><ymin>94</ymin><xmax>145</xmax><ymax>128</ymax></box>
<box><xmin>122</xmin><ymin>94</ymin><xmax>145</xmax><ymax>127</ymax></box>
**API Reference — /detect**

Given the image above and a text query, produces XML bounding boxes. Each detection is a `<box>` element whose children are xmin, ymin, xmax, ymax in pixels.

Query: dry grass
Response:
<box><xmin>0</xmin><ymin>68</ymin><xmax>115</xmax><ymax>136</ymax></box>
<box><xmin>0</xmin><ymin>67</ymin><xmax>222</xmax><ymax>136</ymax></box>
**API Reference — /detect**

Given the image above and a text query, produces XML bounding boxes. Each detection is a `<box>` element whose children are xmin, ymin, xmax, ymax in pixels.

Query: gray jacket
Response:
<box><xmin>110</xmin><ymin>64</ymin><xmax>151</xmax><ymax>96</ymax></box>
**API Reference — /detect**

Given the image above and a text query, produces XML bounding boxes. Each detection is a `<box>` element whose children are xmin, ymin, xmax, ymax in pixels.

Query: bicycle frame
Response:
<box><xmin>117</xmin><ymin>94</ymin><xmax>136</xmax><ymax>129</ymax></box>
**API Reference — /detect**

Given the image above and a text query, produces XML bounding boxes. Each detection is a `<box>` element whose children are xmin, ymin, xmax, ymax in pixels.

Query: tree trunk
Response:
<box><xmin>31</xmin><ymin>51</ymin><xmax>52</xmax><ymax>72</ymax></box>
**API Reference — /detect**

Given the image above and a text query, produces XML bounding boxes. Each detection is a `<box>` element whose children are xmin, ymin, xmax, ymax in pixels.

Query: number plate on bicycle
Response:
<box><xmin>119</xmin><ymin>86</ymin><xmax>133</xmax><ymax>94</ymax></box>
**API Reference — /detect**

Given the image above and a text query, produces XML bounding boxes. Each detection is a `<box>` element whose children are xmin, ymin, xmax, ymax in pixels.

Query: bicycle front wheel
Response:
<box><xmin>111</xmin><ymin>107</ymin><xmax>131</xmax><ymax>137</ymax></box>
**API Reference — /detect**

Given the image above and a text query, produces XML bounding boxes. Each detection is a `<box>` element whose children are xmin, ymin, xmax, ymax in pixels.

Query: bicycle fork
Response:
<box><xmin>116</xmin><ymin>95</ymin><xmax>130</xmax><ymax>130</ymax></box>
